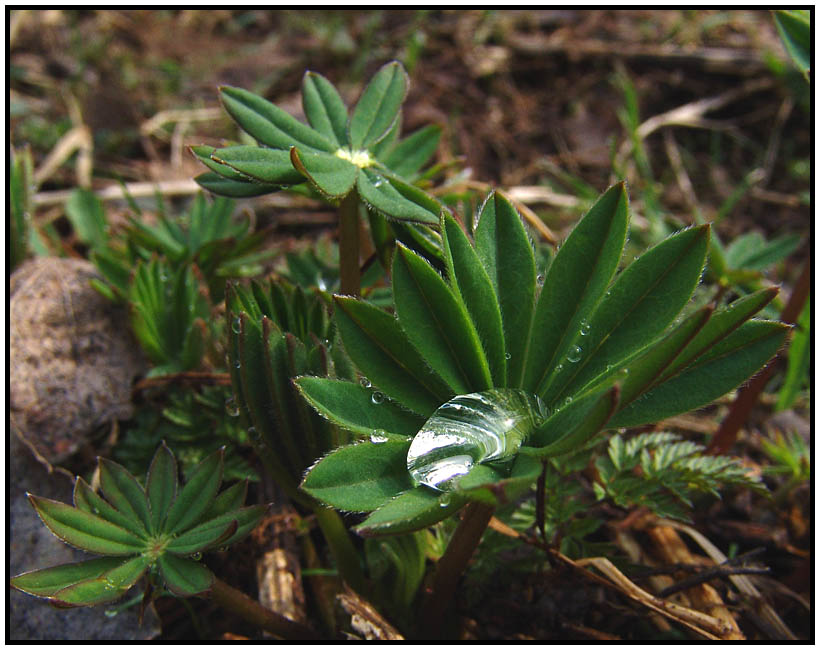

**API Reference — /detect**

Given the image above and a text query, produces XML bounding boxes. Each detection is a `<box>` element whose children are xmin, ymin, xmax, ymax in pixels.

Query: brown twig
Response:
<box><xmin>133</xmin><ymin>371</ymin><xmax>231</xmax><ymax>392</ymax></box>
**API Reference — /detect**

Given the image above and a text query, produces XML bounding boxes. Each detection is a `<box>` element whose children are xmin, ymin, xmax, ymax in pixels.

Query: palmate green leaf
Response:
<box><xmin>219</xmin><ymin>85</ymin><xmax>335</xmax><ymax>152</ymax></box>
<box><xmin>73</xmin><ymin>478</ymin><xmax>147</xmax><ymax>540</ymax></box>
<box><xmin>611</xmin><ymin>320</ymin><xmax>789</xmax><ymax>428</ymax></box>
<box><xmin>349</xmin><ymin>61</ymin><xmax>409</xmax><ymax>149</ymax></box>
<box><xmin>165</xmin><ymin>518</ymin><xmax>238</xmax><ymax>555</ymax></box>
<box><xmin>333</xmin><ymin>296</ymin><xmax>451</xmax><ymax>416</ymax></box>
<box><xmin>302</xmin><ymin>71</ymin><xmax>349</xmax><ymax>147</ymax></box>
<box><xmin>290</xmin><ymin>147</ymin><xmax>358</xmax><ymax>198</ymax></box>
<box><xmin>99</xmin><ymin>459</ymin><xmax>152</xmax><ymax>535</ymax></box>
<box><xmin>11</xmin><ymin>557</ymin><xmax>124</xmax><ymax>598</ymax></box>
<box><xmin>29</xmin><ymin>496</ymin><xmax>145</xmax><ymax>555</ymax></box>
<box><xmin>209</xmin><ymin>146</ymin><xmax>306</xmax><ymax>185</ymax></box>
<box><xmin>546</xmin><ymin>225</ymin><xmax>710</xmax><ymax>403</ymax></box>
<box><xmin>65</xmin><ymin>188</ymin><xmax>108</xmax><ymax>250</ymax></box>
<box><xmin>380</xmin><ymin>124</ymin><xmax>441</xmax><ymax>178</ymax></box>
<box><xmin>163</xmin><ymin>449</ymin><xmax>223</xmax><ymax>535</ymax></box>
<box><xmin>655</xmin><ymin>287</ymin><xmax>778</xmax><ymax>385</ymax></box>
<box><xmin>524</xmin><ymin>386</ymin><xmax>619</xmax><ymax>456</ymax></box>
<box><xmin>295</xmin><ymin>376</ymin><xmax>425</xmax><ymax>437</ymax></box>
<box><xmin>158</xmin><ymin>553</ymin><xmax>214</xmax><ymax>597</ymax></box>
<box><xmin>301</xmin><ymin>439</ymin><xmax>415</xmax><ymax>512</ymax></box>
<box><xmin>525</xmin><ymin>183</ymin><xmax>628</xmax><ymax>395</ymax></box>
<box><xmin>774</xmin><ymin>10</ymin><xmax>810</xmax><ymax>77</ymax></box>
<box><xmin>50</xmin><ymin>555</ymin><xmax>150</xmax><ymax>607</ymax></box>
<box><xmin>393</xmin><ymin>244</ymin><xmax>493</xmax><ymax>395</ymax></box>
<box><xmin>357</xmin><ymin>168</ymin><xmax>441</xmax><ymax>225</ymax></box>
<box><xmin>442</xmin><ymin>212</ymin><xmax>506</xmax><ymax>387</ymax></box>
<box><xmin>194</xmin><ymin>172</ymin><xmax>282</xmax><ymax>198</ymax></box>
<box><xmin>355</xmin><ymin>486</ymin><xmax>467</xmax><ymax>537</ymax></box>
<box><xmin>474</xmin><ymin>192</ymin><xmax>536</xmax><ymax>387</ymax></box>
<box><xmin>146</xmin><ymin>442</ymin><xmax>178</xmax><ymax>532</ymax></box>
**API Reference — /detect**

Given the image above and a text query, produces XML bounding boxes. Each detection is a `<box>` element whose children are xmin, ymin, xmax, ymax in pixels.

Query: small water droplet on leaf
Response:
<box><xmin>231</xmin><ymin>316</ymin><xmax>241</xmax><ymax>334</ymax></box>
<box><xmin>580</xmin><ymin>319</ymin><xmax>590</xmax><ymax>335</ymax></box>
<box><xmin>371</xmin><ymin>391</ymin><xmax>384</xmax><ymax>404</ymax></box>
<box><xmin>225</xmin><ymin>396</ymin><xmax>240</xmax><ymax>417</ymax></box>
<box><xmin>370</xmin><ymin>430</ymin><xmax>388</xmax><ymax>444</ymax></box>
<box><xmin>567</xmin><ymin>345</ymin><xmax>582</xmax><ymax>363</ymax></box>
<box><xmin>360</xmin><ymin>377</ymin><xmax>371</xmax><ymax>388</ymax></box>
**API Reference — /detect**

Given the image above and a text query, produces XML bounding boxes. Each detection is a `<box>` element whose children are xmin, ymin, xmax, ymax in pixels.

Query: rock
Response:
<box><xmin>9</xmin><ymin>433</ymin><xmax>162</xmax><ymax>640</ymax></box>
<box><xmin>10</xmin><ymin>257</ymin><xmax>145</xmax><ymax>465</ymax></box>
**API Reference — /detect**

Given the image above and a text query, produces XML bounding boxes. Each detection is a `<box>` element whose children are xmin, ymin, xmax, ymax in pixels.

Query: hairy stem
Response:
<box><xmin>417</xmin><ymin>502</ymin><xmax>495</xmax><ymax>638</ymax></box>
<box><xmin>313</xmin><ymin>506</ymin><xmax>367</xmax><ymax>596</ymax></box>
<box><xmin>338</xmin><ymin>190</ymin><xmax>361</xmax><ymax>296</ymax></box>
<box><xmin>209</xmin><ymin>577</ymin><xmax>319</xmax><ymax>640</ymax></box>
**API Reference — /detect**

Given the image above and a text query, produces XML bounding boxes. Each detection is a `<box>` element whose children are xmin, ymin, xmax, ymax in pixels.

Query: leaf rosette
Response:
<box><xmin>297</xmin><ymin>185</ymin><xmax>788</xmax><ymax>536</ymax></box>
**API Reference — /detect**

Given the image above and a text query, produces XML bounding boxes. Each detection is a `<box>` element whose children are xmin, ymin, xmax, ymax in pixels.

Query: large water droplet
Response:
<box><xmin>567</xmin><ymin>345</ymin><xmax>582</xmax><ymax>363</ymax></box>
<box><xmin>370</xmin><ymin>430</ymin><xmax>388</xmax><ymax>444</ymax></box>
<box><xmin>406</xmin><ymin>389</ymin><xmax>545</xmax><ymax>492</ymax></box>
<box><xmin>371</xmin><ymin>391</ymin><xmax>384</xmax><ymax>405</ymax></box>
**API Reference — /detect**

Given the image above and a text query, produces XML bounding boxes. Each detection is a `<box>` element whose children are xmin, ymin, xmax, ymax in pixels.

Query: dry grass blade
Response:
<box><xmin>33</xmin><ymin>126</ymin><xmax>93</xmax><ymax>188</ymax></box>
<box><xmin>337</xmin><ymin>587</ymin><xmax>403</xmax><ymax>640</ymax></box>
<box><xmin>659</xmin><ymin>520</ymin><xmax>797</xmax><ymax>640</ymax></box>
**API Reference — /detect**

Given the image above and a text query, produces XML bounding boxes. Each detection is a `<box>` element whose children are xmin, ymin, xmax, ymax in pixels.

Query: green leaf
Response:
<box><xmin>355</xmin><ymin>486</ymin><xmax>467</xmax><ymax>537</ymax></box>
<box><xmin>727</xmin><ymin>232</ymin><xmax>802</xmax><ymax>271</ymax></box>
<box><xmin>158</xmin><ymin>553</ymin><xmax>215</xmax><ymax>597</ymax></box>
<box><xmin>295</xmin><ymin>376</ymin><xmax>425</xmax><ymax>437</ymax></box>
<box><xmin>776</xmin><ymin>295</ymin><xmax>810</xmax><ymax>411</ymax></box>
<box><xmin>289</xmin><ymin>147</ymin><xmax>358</xmax><ymax>198</ymax></box>
<box><xmin>525</xmin><ymin>183</ymin><xmax>629</xmax><ymax>395</ymax></box>
<box><xmin>50</xmin><ymin>555</ymin><xmax>150</xmax><ymax>607</ymax></box>
<box><xmin>209</xmin><ymin>146</ymin><xmax>306</xmax><ymax>185</ymax></box>
<box><xmin>11</xmin><ymin>557</ymin><xmax>124</xmax><ymax>597</ymax></box>
<box><xmin>393</xmin><ymin>244</ymin><xmax>492</xmax><ymax>394</ymax></box>
<box><xmin>357</xmin><ymin>168</ymin><xmax>440</xmax><ymax>225</ymax></box>
<box><xmin>99</xmin><ymin>459</ymin><xmax>152</xmax><ymax>534</ymax></box>
<box><xmin>65</xmin><ymin>188</ymin><xmax>108</xmax><ymax>250</ymax></box>
<box><xmin>29</xmin><ymin>495</ymin><xmax>145</xmax><ymax>555</ymax></box>
<box><xmin>349</xmin><ymin>61</ymin><xmax>409</xmax><ymax>149</ymax></box>
<box><xmin>73</xmin><ymin>478</ymin><xmax>147</xmax><ymax>540</ymax></box>
<box><xmin>774</xmin><ymin>10</ymin><xmax>810</xmax><ymax>77</ymax></box>
<box><xmin>220</xmin><ymin>85</ymin><xmax>334</xmax><ymax>152</ymax></box>
<box><xmin>165</xmin><ymin>518</ymin><xmax>238</xmax><ymax>555</ymax></box>
<box><xmin>302</xmin><ymin>71</ymin><xmax>349</xmax><ymax>147</ymax></box>
<box><xmin>550</xmin><ymin>225</ymin><xmax>710</xmax><ymax>402</ymax></box>
<box><xmin>656</xmin><ymin>287</ymin><xmax>778</xmax><ymax>385</ymax></box>
<box><xmin>611</xmin><ymin>321</ymin><xmax>789</xmax><ymax>428</ymax></box>
<box><xmin>456</xmin><ymin>454</ymin><xmax>542</xmax><ymax>505</ymax></box>
<box><xmin>526</xmin><ymin>386</ymin><xmax>619</xmax><ymax>455</ymax></box>
<box><xmin>442</xmin><ymin>212</ymin><xmax>506</xmax><ymax>387</ymax></box>
<box><xmin>163</xmin><ymin>449</ymin><xmax>224</xmax><ymax>535</ymax></box>
<box><xmin>213</xmin><ymin>504</ymin><xmax>267</xmax><ymax>549</ymax></box>
<box><xmin>381</xmin><ymin>124</ymin><xmax>441</xmax><ymax>178</ymax></box>
<box><xmin>333</xmin><ymin>296</ymin><xmax>451</xmax><ymax>416</ymax></box>
<box><xmin>195</xmin><ymin>172</ymin><xmax>281</xmax><ymax>198</ymax></box>
<box><xmin>146</xmin><ymin>442</ymin><xmax>178</xmax><ymax>532</ymax></box>
<box><xmin>191</xmin><ymin>145</ymin><xmax>253</xmax><ymax>182</ymax></box>
<box><xmin>474</xmin><ymin>192</ymin><xmax>536</xmax><ymax>387</ymax></box>
<box><xmin>301</xmin><ymin>440</ymin><xmax>414</xmax><ymax>512</ymax></box>
<box><xmin>204</xmin><ymin>481</ymin><xmax>248</xmax><ymax>520</ymax></box>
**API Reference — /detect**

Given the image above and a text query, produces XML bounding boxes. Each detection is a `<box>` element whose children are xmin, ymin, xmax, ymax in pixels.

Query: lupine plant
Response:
<box><xmin>297</xmin><ymin>185</ymin><xmax>787</xmax><ymax>635</ymax></box>
<box><xmin>193</xmin><ymin>60</ymin><xmax>445</xmax><ymax>295</ymax></box>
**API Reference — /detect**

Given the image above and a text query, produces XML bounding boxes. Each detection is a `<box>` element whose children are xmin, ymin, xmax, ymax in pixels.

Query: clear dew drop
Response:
<box><xmin>360</xmin><ymin>377</ymin><xmax>371</xmax><ymax>388</ymax></box>
<box><xmin>406</xmin><ymin>389</ymin><xmax>545</xmax><ymax>492</ymax></box>
<box><xmin>234</xmin><ymin>359</ymin><xmax>241</xmax><ymax>369</ymax></box>
<box><xmin>225</xmin><ymin>396</ymin><xmax>240</xmax><ymax>417</ymax></box>
<box><xmin>371</xmin><ymin>391</ymin><xmax>384</xmax><ymax>405</ymax></box>
<box><xmin>505</xmin><ymin>352</ymin><xmax>512</xmax><ymax>361</ymax></box>
<box><xmin>579</xmin><ymin>319</ymin><xmax>590</xmax><ymax>336</ymax></box>
<box><xmin>190</xmin><ymin>552</ymin><xmax>202</xmax><ymax>561</ymax></box>
<box><xmin>438</xmin><ymin>493</ymin><xmax>452</xmax><ymax>508</ymax></box>
<box><xmin>370</xmin><ymin>430</ymin><xmax>388</xmax><ymax>444</ymax></box>
<box><xmin>231</xmin><ymin>316</ymin><xmax>241</xmax><ymax>334</ymax></box>
<box><xmin>556</xmin><ymin>362</ymin><xmax>564</xmax><ymax>372</ymax></box>
<box><xmin>248</xmin><ymin>426</ymin><xmax>260</xmax><ymax>441</ymax></box>
<box><xmin>567</xmin><ymin>345</ymin><xmax>582</xmax><ymax>363</ymax></box>
<box><xmin>104</xmin><ymin>609</ymin><xmax>119</xmax><ymax>618</ymax></box>
<box><xmin>536</xmin><ymin>274</ymin><xmax>545</xmax><ymax>286</ymax></box>
<box><xmin>564</xmin><ymin>396</ymin><xmax>573</xmax><ymax>406</ymax></box>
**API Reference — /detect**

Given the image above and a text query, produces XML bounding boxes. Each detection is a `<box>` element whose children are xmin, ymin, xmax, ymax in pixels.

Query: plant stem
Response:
<box><xmin>338</xmin><ymin>190</ymin><xmax>361</xmax><ymax>296</ymax></box>
<box><xmin>209</xmin><ymin>577</ymin><xmax>319</xmax><ymax>640</ymax></box>
<box><xmin>417</xmin><ymin>502</ymin><xmax>495</xmax><ymax>639</ymax></box>
<box><xmin>313</xmin><ymin>506</ymin><xmax>367</xmax><ymax>596</ymax></box>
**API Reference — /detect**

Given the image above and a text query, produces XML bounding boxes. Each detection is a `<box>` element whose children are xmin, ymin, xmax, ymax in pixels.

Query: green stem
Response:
<box><xmin>209</xmin><ymin>577</ymin><xmax>319</xmax><ymax>640</ymax></box>
<box><xmin>338</xmin><ymin>190</ymin><xmax>361</xmax><ymax>296</ymax></box>
<box><xmin>417</xmin><ymin>502</ymin><xmax>495</xmax><ymax>639</ymax></box>
<box><xmin>313</xmin><ymin>506</ymin><xmax>367</xmax><ymax>596</ymax></box>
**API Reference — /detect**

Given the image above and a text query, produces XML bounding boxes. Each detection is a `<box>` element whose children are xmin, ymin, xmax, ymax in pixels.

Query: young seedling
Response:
<box><xmin>296</xmin><ymin>184</ymin><xmax>788</xmax><ymax>636</ymax></box>
<box><xmin>192</xmin><ymin>61</ymin><xmax>444</xmax><ymax>295</ymax></box>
